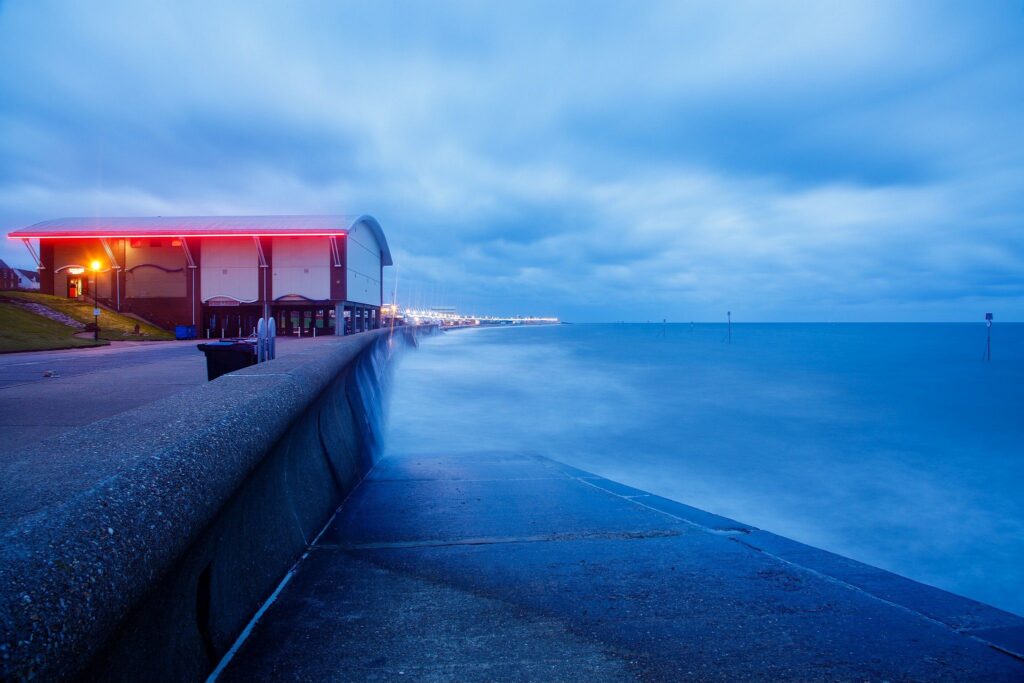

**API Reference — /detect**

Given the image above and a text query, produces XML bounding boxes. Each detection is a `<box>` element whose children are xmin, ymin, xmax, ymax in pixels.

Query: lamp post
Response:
<box><xmin>90</xmin><ymin>260</ymin><xmax>101</xmax><ymax>341</ymax></box>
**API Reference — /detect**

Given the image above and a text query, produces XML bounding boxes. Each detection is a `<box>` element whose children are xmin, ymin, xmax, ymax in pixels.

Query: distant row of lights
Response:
<box><xmin>383</xmin><ymin>305</ymin><xmax>558</xmax><ymax>324</ymax></box>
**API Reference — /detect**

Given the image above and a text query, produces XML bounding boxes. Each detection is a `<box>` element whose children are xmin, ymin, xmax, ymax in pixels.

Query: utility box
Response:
<box><xmin>175</xmin><ymin>325</ymin><xmax>196</xmax><ymax>340</ymax></box>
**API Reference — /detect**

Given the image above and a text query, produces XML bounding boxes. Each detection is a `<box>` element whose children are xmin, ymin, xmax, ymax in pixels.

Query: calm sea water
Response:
<box><xmin>386</xmin><ymin>323</ymin><xmax>1024</xmax><ymax>616</ymax></box>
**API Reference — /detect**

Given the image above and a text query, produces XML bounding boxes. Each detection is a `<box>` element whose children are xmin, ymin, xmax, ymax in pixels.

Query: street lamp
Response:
<box><xmin>90</xmin><ymin>260</ymin><xmax>102</xmax><ymax>341</ymax></box>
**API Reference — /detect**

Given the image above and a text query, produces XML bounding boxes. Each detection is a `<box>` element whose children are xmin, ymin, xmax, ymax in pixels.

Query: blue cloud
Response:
<box><xmin>2</xmin><ymin>1</ymin><xmax>1023</xmax><ymax>321</ymax></box>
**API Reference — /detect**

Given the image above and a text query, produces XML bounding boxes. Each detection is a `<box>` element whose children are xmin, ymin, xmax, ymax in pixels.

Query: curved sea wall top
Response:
<box><xmin>0</xmin><ymin>326</ymin><xmax>429</xmax><ymax>681</ymax></box>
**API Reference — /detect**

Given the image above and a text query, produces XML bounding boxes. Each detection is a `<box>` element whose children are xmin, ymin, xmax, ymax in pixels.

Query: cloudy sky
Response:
<box><xmin>1</xmin><ymin>1</ymin><xmax>1022</xmax><ymax>321</ymax></box>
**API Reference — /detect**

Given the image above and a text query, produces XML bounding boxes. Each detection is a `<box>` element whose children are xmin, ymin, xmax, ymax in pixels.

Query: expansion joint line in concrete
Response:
<box><xmin>572</xmin><ymin>476</ymin><xmax>751</xmax><ymax>536</ymax></box>
<box><xmin>315</xmin><ymin>528</ymin><xmax>684</xmax><ymax>551</ymax></box>
<box><xmin>366</xmin><ymin>476</ymin><xmax>569</xmax><ymax>483</ymax></box>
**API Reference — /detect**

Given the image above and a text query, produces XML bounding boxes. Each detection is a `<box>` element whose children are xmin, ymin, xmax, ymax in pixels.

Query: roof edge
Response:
<box><xmin>350</xmin><ymin>214</ymin><xmax>393</xmax><ymax>266</ymax></box>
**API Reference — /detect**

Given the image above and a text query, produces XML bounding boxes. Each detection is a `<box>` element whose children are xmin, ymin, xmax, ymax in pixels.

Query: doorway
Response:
<box><xmin>273</xmin><ymin>305</ymin><xmax>336</xmax><ymax>336</ymax></box>
<box><xmin>67</xmin><ymin>276</ymin><xmax>86</xmax><ymax>299</ymax></box>
<box><xmin>201</xmin><ymin>306</ymin><xmax>261</xmax><ymax>339</ymax></box>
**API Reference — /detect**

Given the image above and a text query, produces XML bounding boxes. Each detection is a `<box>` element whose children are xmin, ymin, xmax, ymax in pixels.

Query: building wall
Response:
<box><xmin>346</xmin><ymin>223</ymin><xmax>382</xmax><ymax>306</ymax></box>
<box><xmin>271</xmin><ymin>237</ymin><xmax>330</xmax><ymax>301</ymax></box>
<box><xmin>48</xmin><ymin>240</ymin><xmax>126</xmax><ymax>300</ymax></box>
<box><xmin>257</xmin><ymin>237</ymin><xmax>272</xmax><ymax>306</ymax></box>
<box><xmin>16</xmin><ymin>270</ymin><xmax>41</xmax><ymax>289</ymax></box>
<box><xmin>28</xmin><ymin>225</ymin><xmax>387</xmax><ymax>329</ymax></box>
<box><xmin>52</xmin><ymin>240</ymin><xmax>101</xmax><ymax>299</ymax></box>
<box><xmin>0</xmin><ymin>266</ymin><xmax>17</xmax><ymax>290</ymax></box>
<box><xmin>125</xmin><ymin>238</ymin><xmax>187</xmax><ymax>298</ymax></box>
<box><xmin>123</xmin><ymin>298</ymin><xmax>194</xmax><ymax>331</ymax></box>
<box><xmin>52</xmin><ymin>241</ymin><xmax>103</xmax><ymax>273</ymax></box>
<box><xmin>200</xmin><ymin>238</ymin><xmax>258</xmax><ymax>303</ymax></box>
<box><xmin>122</xmin><ymin>235</ymin><xmax>195</xmax><ymax>329</ymax></box>
<box><xmin>330</xmin><ymin>236</ymin><xmax>346</xmax><ymax>301</ymax></box>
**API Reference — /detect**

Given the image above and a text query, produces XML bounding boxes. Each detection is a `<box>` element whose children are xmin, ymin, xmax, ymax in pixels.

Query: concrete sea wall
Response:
<box><xmin>0</xmin><ymin>327</ymin><xmax>428</xmax><ymax>681</ymax></box>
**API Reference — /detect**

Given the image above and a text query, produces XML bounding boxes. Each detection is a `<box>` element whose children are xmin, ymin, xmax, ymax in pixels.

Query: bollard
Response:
<box><xmin>268</xmin><ymin>316</ymin><xmax>276</xmax><ymax>359</ymax></box>
<box><xmin>256</xmin><ymin>318</ymin><xmax>266</xmax><ymax>363</ymax></box>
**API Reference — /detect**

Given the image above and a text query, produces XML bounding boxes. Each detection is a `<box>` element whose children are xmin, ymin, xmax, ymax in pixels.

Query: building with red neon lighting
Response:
<box><xmin>6</xmin><ymin>215</ymin><xmax>392</xmax><ymax>337</ymax></box>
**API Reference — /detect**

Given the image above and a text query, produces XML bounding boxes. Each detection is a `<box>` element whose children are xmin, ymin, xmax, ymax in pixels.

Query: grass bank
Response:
<box><xmin>0</xmin><ymin>304</ymin><xmax>108</xmax><ymax>353</ymax></box>
<box><xmin>2</xmin><ymin>291</ymin><xmax>173</xmax><ymax>341</ymax></box>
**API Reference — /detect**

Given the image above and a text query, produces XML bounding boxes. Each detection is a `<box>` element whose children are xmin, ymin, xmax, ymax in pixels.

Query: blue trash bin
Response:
<box><xmin>175</xmin><ymin>325</ymin><xmax>196</xmax><ymax>340</ymax></box>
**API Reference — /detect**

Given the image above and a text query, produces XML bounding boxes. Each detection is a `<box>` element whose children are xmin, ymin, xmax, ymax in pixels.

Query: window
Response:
<box><xmin>150</xmin><ymin>239</ymin><xmax>162</xmax><ymax>248</ymax></box>
<box><xmin>130</xmin><ymin>239</ymin><xmax>143</xmax><ymax>248</ymax></box>
<box><xmin>170</xmin><ymin>239</ymin><xmax>182</xmax><ymax>247</ymax></box>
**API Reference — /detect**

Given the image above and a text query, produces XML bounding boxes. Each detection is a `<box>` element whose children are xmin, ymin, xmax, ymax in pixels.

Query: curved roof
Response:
<box><xmin>349</xmin><ymin>215</ymin><xmax>393</xmax><ymax>266</ymax></box>
<box><xmin>8</xmin><ymin>214</ymin><xmax>393</xmax><ymax>266</ymax></box>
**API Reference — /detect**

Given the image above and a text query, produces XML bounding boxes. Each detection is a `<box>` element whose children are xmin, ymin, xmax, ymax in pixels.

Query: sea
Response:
<box><xmin>385</xmin><ymin>323</ymin><xmax>1024</xmax><ymax>617</ymax></box>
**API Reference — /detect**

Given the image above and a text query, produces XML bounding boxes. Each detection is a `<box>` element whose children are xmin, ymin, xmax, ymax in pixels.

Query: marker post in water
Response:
<box><xmin>985</xmin><ymin>313</ymin><xmax>993</xmax><ymax>362</ymax></box>
<box><xmin>727</xmin><ymin>311</ymin><xmax>732</xmax><ymax>343</ymax></box>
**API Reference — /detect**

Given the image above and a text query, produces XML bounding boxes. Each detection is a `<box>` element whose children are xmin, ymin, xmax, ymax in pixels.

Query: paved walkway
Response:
<box><xmin>218</xmin><ymin>451</ymin><xmax>1024</xmax><ymax>682</ymax></box>
<box><xmin>0</xmin><ymin>336</ymin><xmax>337</xmax><ymax>450</ymax></box>
<box><xmin>0</xmin><ymin>341</ymin><xmax>206</xmax><ymax>447</ymax></box>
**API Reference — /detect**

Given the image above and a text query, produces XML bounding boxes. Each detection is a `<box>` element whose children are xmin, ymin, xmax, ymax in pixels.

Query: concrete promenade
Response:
<box><xmin>0</xmin><ymin>341</ymin><xmax>206</xmax><ymax>447</ymax></box>
<box><xmin>218</xmin><ymin>451</ymin><xmax>1024</xmax><ymax>682</ymax></box>
<box><xmin>0</xmin><ymin>335</ymin><xmax>352</xmax><ymax>533</ymax></box>
<box><xmin>0</xmin><ymin>329</ymin><xmax>405</xmax><ymax>680</ymax></box>
<box><xmin>0</xmin><ymin>336</ymin><xmax>335</xmax><ymax>449</ymax></box>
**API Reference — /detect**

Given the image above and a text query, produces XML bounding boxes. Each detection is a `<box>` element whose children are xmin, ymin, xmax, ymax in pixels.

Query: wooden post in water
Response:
<box><xmin>727</xmin><ymin>311</ymin><xmax>731</xmax><ymax>343</ymax></box>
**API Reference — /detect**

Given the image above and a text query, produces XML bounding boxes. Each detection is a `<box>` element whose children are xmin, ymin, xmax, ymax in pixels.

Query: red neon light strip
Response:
<box><xmin>8</xmin><ymin>232</ymin><xmax>348</xmax><ymax>239</ymax></box>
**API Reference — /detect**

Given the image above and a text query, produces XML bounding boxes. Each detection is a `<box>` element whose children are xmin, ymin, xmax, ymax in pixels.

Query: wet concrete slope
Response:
<box><xmin>219</xmin><ymin>451</ymin><xmax>1024</xmax><ymax>682</ymax></box>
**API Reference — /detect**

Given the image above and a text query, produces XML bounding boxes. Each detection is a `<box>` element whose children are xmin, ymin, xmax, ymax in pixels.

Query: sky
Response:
<box><xmin>1</xmin><ymin>1</ymin><xmax>1022</xmax><ymax>322</ymax></box>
